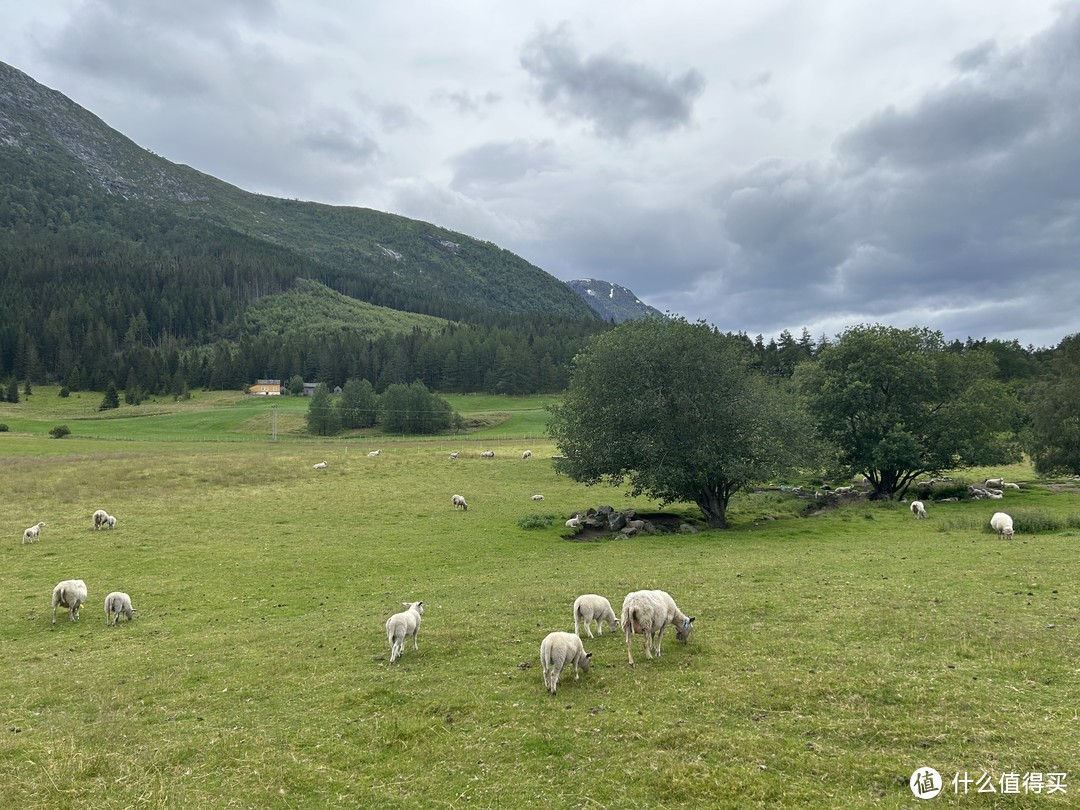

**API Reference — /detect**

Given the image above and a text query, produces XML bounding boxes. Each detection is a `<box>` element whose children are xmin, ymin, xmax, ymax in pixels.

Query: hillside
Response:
<box><xmin>565</xmin><ymin>278</ymin><xmax>666</xmax><ymax>322</ymax></box>
<box><xmin>0</xmin><ymin>60</ymin><xmax>597</xmax><ymax>321</ymax></box>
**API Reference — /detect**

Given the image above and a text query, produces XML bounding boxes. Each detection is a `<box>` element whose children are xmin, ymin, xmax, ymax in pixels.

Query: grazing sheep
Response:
<box><xmin>52</xmin><ymin>579</ymin><xmax>87</xmax><ymax>624</ymax></box>
<box><xmin>386</xmin><ymin>601</ymin><xmax>424</xmax><ymax>664</ymax></box>
<box><xmin>368</xmin><ymin>450</ymin><xmax>381</xmax><ymax>457</ymax></box>
<box><xmin>313</xmin><ymin>461</ymin><xmax>328</xmax><ymax>470</ymax></box>
<box><xmin>451</xmin><ymin>494</ymin><xmax>469</xmax><ymax>511</ymax></box>
<box><xmin>92</xmin><ymin>509</ymin><xmax>112</xmax><ymax>529</ymax></box>
<box><xmin>573</xmin><ymin>594</ymin><xmax>619</xmax><ymax>639</ymax></box>
<box><xmin>620</xmin><ymin>589</ymin><xmax>695</xmax><ymax>666</ymax></box>
<box><xmin>531</xmin><ymin>494</ymin><xmax>545</xmax><ymax>501</ymax></box>
<box><xmin>104</xmin><ymin>591</ymin><xmax>136</xmax><ymax>626</ymax></box>
<box><xmin>990</xmin><ymin>512</ymin><xmax>1015</xmax><ymax>539</ymax></box>
<box><xmin>983</xmin><ymin>477</ymin><xmax>1005</xmax><ymax>488</ymax></box>
<box><xmin>449</xmin><ymin>452</ymin><xmax>460</xmax><ymax>460</ymax></box>
<box><xmin>539</xmin><ymin>631</ymin><xmax>592</xmax><ymax>695</ymax></box>
<box><xmin>480</xmin><ymin>450</ymin><xmax>495</xmax><ymax>459</ymax></box>
<box><xmin>522</xmin><ymin>450</ymin><xmax>532</xmax><ymax>460</ymax></box>
<box><xmin>910</xmin><ymin>501</ymin><xmax>927</xmax><ymax>519</ymax></box>
<box><xmin>22</xmin><ymin>521</ymin><xmax>46</xmax><ymax>544</ymax></box>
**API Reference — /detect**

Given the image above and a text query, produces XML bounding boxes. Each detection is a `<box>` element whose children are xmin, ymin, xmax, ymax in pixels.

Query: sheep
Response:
<box><xmin>52</xmin><ymin>579</ymin><xmax>87</xmax><ymax>624</ymax></box>
<box><xmin>480</xmin><ymin>450</ymin><xmax>495</xmax><ymax>459</ymax></box>
<box><xmin>522</xmin><ymin>450</ymin><xmax>532</xmax><ymax>460</ymax></box>
<box><xmin>22</xmin><ymin>521</ymin><xmax>46</xmax><ymax>544</ymax></box>
<box><xmin>104</xmin><ymin>591</ymin><xmax>136</xmax><ymax>626</ymax></box>
<box><xmin>531</xmin><ymin>494</ymin><xmax>545</xmax><ymax>501</ymax></box>
<box><xmin>368</xmin><ymin>450</ymin><xmax>381</xmax><ymax>457</ymax></box>
<box><xmin>983</xmin><ymin>477</ymin><xmax>1005</xmax><ymax>488</ymax></box>
<box><xmin>573</xmin><ymin>594</ymin><xmax>619</xmax><ymax>639</ymax></box>
<box><xmin>539</xmin><ymin>631</ymin><xmax>592</xmax><ymax>695</ymax></box>
<box><xmin>451</xmin><ymin>494</ymin><xmax>469</xmax><ymax>511</ymax></box>
<box><xmin>386</xmin><ymin>601</ymin><xmax>424</xmax><ymax>664</ymax></box>
<box><xmin>313</xmin><ymin>461</ymin><xmax>328</xmax><ymax>470</ymax></box>
<box><xmin>990</xmin><ymin>512</ymin><xmax>1015</xmax><ymax>539</ymax></box>
<box><xmin>910</xmin><ymin>500</ymin><xmax>927</xmax><ymax>519</ymax></box>
<box><xmin>565</xmin><ymin>516</ymin><xmax>582</xmax><ymax>529</ymax></box>
<box><xmin>1003</xmin><ymin>482</ymin><xmax>1021</xmax><ymax>490</ymax></box>
<box><xmin>832</xmin><ymin>485</ymin><xmax>856</xmax><ymax>496</ymax></box>
<box><xmin>449</xmin><ymin>452</ymin><xmax>460</xmax><ymax>460</ymax></box>
<box><xmin>92</xmin><ymin>510</ymin><xmax>117</xmax><ymax>530</ymax></box>
<box><xmin>620</xmin><ymin>589</ymin><xmax>695</xmax><ymax>666</ymax></box>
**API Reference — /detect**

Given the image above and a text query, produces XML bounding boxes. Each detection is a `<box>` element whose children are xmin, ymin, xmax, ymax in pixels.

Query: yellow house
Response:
<box><xmin>248</xmin><ymin>379</ymin><xmax>282</xmax><ymax>396</ymax></box>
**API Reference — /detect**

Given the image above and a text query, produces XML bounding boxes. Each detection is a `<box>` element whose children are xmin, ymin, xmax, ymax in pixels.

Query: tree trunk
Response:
<box><xmin>695</xmin><ymin>490</ymin><xmax>729</xmax><ymax>529</ymax></box>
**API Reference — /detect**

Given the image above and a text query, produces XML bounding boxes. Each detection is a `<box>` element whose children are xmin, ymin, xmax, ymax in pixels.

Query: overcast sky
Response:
<box><xmin>2</xmin><ymin>0</ymin><xmax>1078</xmax><ymax>347</ymax></box>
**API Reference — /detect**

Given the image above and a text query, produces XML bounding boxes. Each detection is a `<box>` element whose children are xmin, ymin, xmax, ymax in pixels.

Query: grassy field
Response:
<box><xmin>1</xmin><ymin>393</ymin><xmax>1078</xmax><ymax>808</ymax></box>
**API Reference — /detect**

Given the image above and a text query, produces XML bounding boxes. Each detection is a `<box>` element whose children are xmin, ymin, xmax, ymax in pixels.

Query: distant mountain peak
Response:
<box><xmin>565</xmin><ymin>278</ymin><xmax>665</xmax><ymax>322</ymax></box>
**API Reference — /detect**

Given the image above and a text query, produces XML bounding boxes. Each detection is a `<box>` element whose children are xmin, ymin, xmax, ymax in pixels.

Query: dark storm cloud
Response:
<box><xmin>519</xmin><ymin>23</ymin><xmax>705</xmax><ymax>139</ymax></box>
<box><xmin>703</xmin><ymin>5</ymin><xmax>1080</xmax><ymax>346</ymax></box>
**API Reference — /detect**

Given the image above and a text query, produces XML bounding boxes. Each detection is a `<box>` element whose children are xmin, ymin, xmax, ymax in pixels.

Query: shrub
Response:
<box><xmin>59</xmin><ymin>387</ymin><xmax>70</xmax><ymax>398</ymax></box>
<box><xmin>49</xmin><ymin>425</ymin><xmax>71</xmax><ymax>439</ymax></box>
<box><xmin>0</xmin><ymin>423</ymin><xmax>8</xmax><ymax>432</ymax></box>
<box><xmin>517</xmin><ymin>514</ymin><xmax>557</xmax><ymax>529</ymax></box>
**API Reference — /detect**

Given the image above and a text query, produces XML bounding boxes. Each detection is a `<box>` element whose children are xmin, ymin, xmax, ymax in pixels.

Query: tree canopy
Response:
<box><xmin>547</xmin><ymin>318</ymin><xmax>816</xmax><ymax>528</ymax></box>
<box><xmin>1026</xmin><ymin>333</ymin><xmax>1080</xmax><ymax>475</ymax></box>
<box><xmin>796</xmin><ymin>324</ymin><xmax>1020</xmax><ymax>498</ymax></box>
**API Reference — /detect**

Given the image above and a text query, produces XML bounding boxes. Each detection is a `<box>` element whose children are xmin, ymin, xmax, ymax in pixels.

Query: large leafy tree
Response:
<box><xmin>547</xmin><ymin>317</ymin><xmax>816</xmax><ymax>529</ymax></box>
<box><xmin>797</xmin><ymin>324</ymin><xmax>1019</xmax><ymax>498</ymax></box>
<box><xmin>338</xmin><ymin>378</ymin><xmax>378</xmax><ymax>429</ymax></box>
<box><xmin>1026</xmin><ymin>334</ymin><xmax>1080</xmax><ymax>475</ymax></box>
<box><xmin>305</xmin><ymin>383</ymin><xmax>341</xmax><ymax>436</ymax></box>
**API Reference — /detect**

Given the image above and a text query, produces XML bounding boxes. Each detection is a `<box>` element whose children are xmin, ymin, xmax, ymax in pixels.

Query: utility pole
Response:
<box><xmin>271</xmin><ymin>405</ymin><xmax>277</xmax><ymax>442</ymax></box>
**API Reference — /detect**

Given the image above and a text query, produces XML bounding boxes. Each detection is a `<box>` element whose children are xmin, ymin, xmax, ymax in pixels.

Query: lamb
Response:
<box><xmin>522</xmin><ymin>450</ymin><xmax>532</xmax><ymax>460</ymax></box>
<box><xmin>1003</xmin><ymin>482</ymin><xmax>1021</xmax><ymax>490</ymax></box>
<box><xmin>480</xmin><ymin>450</ymin><xmax>495</xmax><ymax>459</ymax></box>
<box><xmin>22</xmin><ymin>521</ymin><xmax>46</xmax><ymax>544</ymax></box>
<box><xmin>92</xmin><ymin>509</ymin><xmax>115</xmax><ymax>529</ymax></box>
<box><xmin>539</xmin><ymin>631</ymin><xmax>592</xmax><ymax>695</ymax></box>
<box><xmin>368</xmin><ymin>450</ymin><xmax>381</xmax><ymax>457</ymax></box>
<box><xmin>531</xmin><ymin>494</ymin><xmax>545</xmax><ymax>501</ymax></box>
<box><xmin>104</xmin><ymin>591</ymin><xmax>136</xmax><ymax>626</ymax></box>
<box><xmin>832</xmin><ymin>485</ymin><xmax>856</xmax><ymax>495</ymax></box>
<box><xmin>451</xmin><ymin>494</ymin><xmax>469</xmax><ymax>511</ymax></box>
<box><xmin>449</xmin><ymin>452</ymin><xmax>460</xmax><ymax>460</ymax></box>
<box><xmin>386</xmin><ymin>601</ymin><xmax>424</xmax><ymax>664</ymax></box>
<box><xmin>990</xmin><ymin>512</ymin><xmax>1015</xmax><ymax>539</ymax></box>
<box><xmin>983</xmin><ymin>477</ymin><xmax>1005</xmax><ymax>488</ymax></box>
<box><xmin>52</xmin><ymin>579</ymin><xmax>87</xmax><ymax>624</ymax></box>
<box><xmin>313</xmin><ymin>461</ymin><xmax>328</xmax><ymax>470</ymax></box>
<box><xmin>573</xmin><ymin>594</ymin><xmax>619</xmax><ymax>639</ymax></box>
<box><xmin>620</xmin><ymin>589</ymin><xmax>695</xmax><ymax>666</ymax></box>
<box><xmin>910</xmin><ymin>500</ymin><xmax>927</xmax><ymax>519</ymax></box>
<box><xmin>565</xmin><ymin>516</ymin><xmax>582</xmax><ymax>529</ymax></box>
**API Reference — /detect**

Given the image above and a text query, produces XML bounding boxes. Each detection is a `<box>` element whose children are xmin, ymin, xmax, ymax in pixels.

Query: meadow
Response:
<box><xmin>1</xmin><ymin>389</ymin><xmax>1078</xmax><ymax>808</ymax></box>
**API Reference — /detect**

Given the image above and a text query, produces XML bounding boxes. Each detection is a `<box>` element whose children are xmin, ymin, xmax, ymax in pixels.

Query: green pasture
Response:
<box><xmin>1</xmin><ymin>400</ymin><xmax>1078</xmax><ymax>808</ymax></box>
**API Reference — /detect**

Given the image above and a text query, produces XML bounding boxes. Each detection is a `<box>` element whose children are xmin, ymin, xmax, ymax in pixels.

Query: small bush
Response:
<box><xmin>49</xmin><ymin>425</ymin><xmax>71</xmax><ymax>439</ymax></box>
<box><xmin>0</xmin><ymin>423</ymin><xmax>8</xmax><ymax>432</ymax></box>
<box><xmin>517</xmin><ymin>514</ymin><xmax>557</xmax><ymax>529</ymax></box>
<box><xmin>59</xmin><ymin>387</ymin><xmax>70</xmax><ymax>398</ymax></box>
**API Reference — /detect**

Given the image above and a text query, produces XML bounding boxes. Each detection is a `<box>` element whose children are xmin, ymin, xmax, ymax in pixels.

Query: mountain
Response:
<box><xmin>0</xmin><ymin>60</ymin><xmax>598</xmax><ymax>322</ymax></box>
<box><xmin>565</xmin><ymin>279</ymin><xmax>666</xmax><ymax>322</ymax></box>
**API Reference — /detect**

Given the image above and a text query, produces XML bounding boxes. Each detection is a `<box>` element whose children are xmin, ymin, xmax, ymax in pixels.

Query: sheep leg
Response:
<box><xmin>584</xmin><ymin>620</ymin><xmax>595</xmax><ymax>639</ymax></box>
<box><xmin>411</xmin><ymin>631</ymin><xmax>418</xmax><ymax>651</ymax></box>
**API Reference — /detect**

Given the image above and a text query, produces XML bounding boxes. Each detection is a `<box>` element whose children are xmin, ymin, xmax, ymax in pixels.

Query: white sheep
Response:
<box><xmin>386</xmin><ymin>601</ymin><xmax>424</xmax><ymax>663</ymax></box>
<box><xmin>565</xmin><ymin>516</ymin><xmax>582</xmax><ymax>529</ymax></box>
<box><xmin>451</xmin><ymin>494</ymin><xmax>469</xmax><ymax>511</ymax></box>
<box><xmin>1003</xmin><ymin>482</ymin><xmax>1021</xmax><ymax>490</ymax></box>
<box><xmin>522</xmin><ymin>450</ymin><xmax>532</xmax><ymax>460</ymax></box>
<box><xmin>990</xmin><ymin>511</ymin><xmax>1015</xmax><ymax>539</ymax></box>
<box><xmin>573</xmin><ymin>594</ymin><xmax>619</xmax><ymax>639</ymax></box>
<box><xmin>539</xmin><ymin>631</ymin><xmax>592</xmax><ymax>695</ymax></box>
<box><xmin>480</xmin><ymin>450</ymin><xmax>494</xmax><ymax>459</ymax></box>
<box><xmin>910</xmin><ymin>501</ymin><xmax>927</xmax><ymax>519</ymax></box>
<box><xmin>983</xmin><ymin>477</ymin><xmax>1005</xmax><ymax>488</ymax></box>
<box><xmin>368</xmin><ymin>450</ymin><xmax>381</xmax><ymax>457</ymax></box>
<box><xmin>22</xmin><ymin>521</ymin><xmax>46</xmax><ymax>544</ymax></box>
<box><xmin>620</xmin><ymin>589</ymin><xmax>695</xmax><ymax>666</ymax></box>
<box><xmin>313</xmin><ymin>461</ymin><xmax>328</xmax><ymax>470</ymax></box>
<box><xmin>531</xmin><ymin>494</ymin><xmax>545</xmax><ymax>501</ymax></box>
<box><xmin>93</xmin><ymin>509</ymin><xmax>117</xmax><ymax>529</ymax></box>
<box><xmin>52</xmin><ymin>579</ymin><xmax>87</xmax><ymax>624</ymax></box>
<box><xmin>449</xmin><ymin>452</ymin><xmax>460</xmax><ymax>460</ymax></box>
<box><xmin>104</xmin><ymin>591</ymin><xmax>136</xmax><ymax>626</ymax></box>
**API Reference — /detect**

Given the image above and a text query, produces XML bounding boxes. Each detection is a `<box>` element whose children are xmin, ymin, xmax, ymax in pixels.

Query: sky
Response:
<box><xmin>1</xmin><ymin>0</ymin><xmax>1078</xmax><ymax>348</ymax></box>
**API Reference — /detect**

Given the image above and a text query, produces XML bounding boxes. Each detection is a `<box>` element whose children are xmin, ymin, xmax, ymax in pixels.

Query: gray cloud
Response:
<box><xmin>450</xmin><ymin>140</ymin><xmax>562</xmax><ymax>195</ymax></box>
<box><xmin>520</xmin><ymin>22</ymin><xmax>705</xmax><ymax>140</ymax></box>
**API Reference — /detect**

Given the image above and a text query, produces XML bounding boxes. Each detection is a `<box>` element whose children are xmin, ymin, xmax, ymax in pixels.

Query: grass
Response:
<box><xmin>1</xmin><ymin>398</ymin><xmax>1078</xmax><ymax>807</ymax></box>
